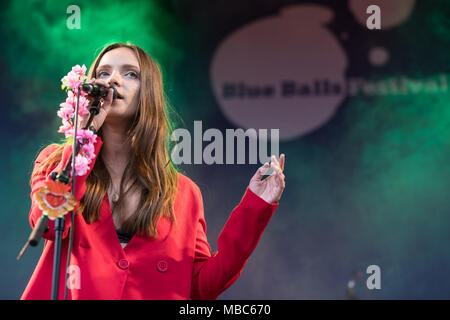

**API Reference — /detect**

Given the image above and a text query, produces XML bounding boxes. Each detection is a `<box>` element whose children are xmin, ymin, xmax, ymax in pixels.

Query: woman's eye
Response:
<box><xmin>126</xmin><ymin>71</ymin><xmax>138</xmax><ymax>78</ymax></box>
<box><xmin>98</xmin><ymin>71</ymin><xmax>109</xmax><ymax>77</ymax></box>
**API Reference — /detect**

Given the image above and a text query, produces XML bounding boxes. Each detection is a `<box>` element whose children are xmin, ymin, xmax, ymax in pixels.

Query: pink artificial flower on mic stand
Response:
<box><xmin>58</xmin><ymin>64</ymin><xmax>97</xmax><ymax>177</ymax></box>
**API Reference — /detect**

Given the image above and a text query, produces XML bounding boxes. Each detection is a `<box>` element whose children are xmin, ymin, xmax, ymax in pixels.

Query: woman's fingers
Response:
<box><xmin>270</xmin><ymin>156</ymin><xmax>282</xmax><ymax>172</ymax></box>
<box><xmin>89</xmin><ymin>79</ymin><xmax>113</xmax><ymax>111</ymax></box>
<box><xmin>93</xmin><ymin>79</ymin><xmax>109</xmax><ymax>87</ymax></box>
<box><xmin>276</xmin><ymin>171</ymin><xmax>285</xmax><ymax>188</ymax></box>
<box><xmin>271</xmin><ymin>155</ymin><xmax>279</xmax><ymax>167</ymax></box>
<box><xmin>103</xmin><ymin>87</ymin><xmax>114</xmax><ymax>111</ymax></box>
<box><xmin>252</xmin><ymin>162</ymin><xmax>270</xmax><ymax>181</ymax></box>
<box><xmin>251</xmin><ymin>154</ymin><xmax>286</xmax><ymax>183</ymax></box>
<box><xmin>270</xmin><ymin>157</ymin><xmax>285</xmax><ymax>185</ymax></box>
<box><xmin>273</xmin><ymin>161</ymin><xmax>285</xmax><ymax>188</ymax></box>
<box><xmin>271</xmin><ymin>154</ymin><xmax>285</xmax><ymax>172</ymax></box>
<box><xmin>270</xmin><ymin>163</ymin><xmax>283</xmax><ymax>180</ymax></box>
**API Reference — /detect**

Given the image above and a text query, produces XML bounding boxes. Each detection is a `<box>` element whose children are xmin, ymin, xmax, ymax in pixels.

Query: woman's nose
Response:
<box><xmin>108</xmin><ymin>71</ymin><xmax>121</xmax><ymax>86</ymax></box>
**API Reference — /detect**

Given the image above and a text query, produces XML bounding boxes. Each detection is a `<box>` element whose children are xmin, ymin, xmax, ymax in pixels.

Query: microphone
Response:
<box><xmin>81</xmin><ymin>83</ymin><xmax>117</xmax><ymax>100</ymax></box>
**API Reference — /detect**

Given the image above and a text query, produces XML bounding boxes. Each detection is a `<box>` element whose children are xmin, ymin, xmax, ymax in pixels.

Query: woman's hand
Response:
<box><xmin>80</xmin><ymin>78</ymin><xmax>115</xmax><ymax>131</ymax></box>
<box><xmin>249</xmin><ymin>154</ymin><xmax>286</xmax><ymax>203</ymax></box>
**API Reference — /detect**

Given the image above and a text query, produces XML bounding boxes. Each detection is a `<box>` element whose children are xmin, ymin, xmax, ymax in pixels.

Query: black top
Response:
<box><xmin>116</xmin><ymin>228</ymin><xmax>134</xmax><ymax>244</ymax></box>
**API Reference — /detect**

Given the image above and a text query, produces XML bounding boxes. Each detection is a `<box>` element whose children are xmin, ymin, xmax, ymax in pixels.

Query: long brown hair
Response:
<box><xmin>31</xmin><ymin>42</ymin><xmax>179</xmax><ymax>238</ymax></box>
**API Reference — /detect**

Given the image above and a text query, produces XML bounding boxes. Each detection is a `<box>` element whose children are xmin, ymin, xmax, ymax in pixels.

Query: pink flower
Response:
<box><xmin>77</xmin><ymin>95</ymin><xmax>90</xmax><ymax>117</ymax></box>
<box><xmin>81</xmin><ymin>143</ymin><xmax>95</xmax><ymax>158</ymax></box>
<box><xmin>58</xmin><ymin>121</ymin><xmax>73</xmax><ymax>136</ymax></box>
<box><xmin>61</xmin><ymin>64</ymin><xmax>87</xmax><ymax>91</ymax></box>
<box><xmin>62</xmin><ymin>72</ymin><xmax>81</xmax><ymax>90</ymax></box>
<box><xmin>75</xmin><ymin>129</ymin><xmax>95</xmax><ymax>144</ymax></box>
<box><xmin>72</xmin><ymin>64</ymin><xmax>87</xmax><ymax>76</ymax></box>
<box><xmin>81</xmin><ymin>128</ymin><xmax>97</xmax><ymax>143</ymax></box>
<box><xmin>74</xmin><ymin>154</ymin><xmax>90</xmax><ymax>176</ymax></box>
<box><xmin>57</xmin><ymin>101</ymin><xmax>74</xmax><ymax>120</ymax></box>
<box><xmin>57</xmin><ymin>91</ymin><xmax>91</xmax><ymax>123</ymax></box>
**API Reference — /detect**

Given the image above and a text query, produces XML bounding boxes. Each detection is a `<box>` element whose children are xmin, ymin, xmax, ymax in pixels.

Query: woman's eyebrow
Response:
<box><xmin>97</xmin><ymin>64</ymin><xmax>140</xmax><ymax>71</ymax></box>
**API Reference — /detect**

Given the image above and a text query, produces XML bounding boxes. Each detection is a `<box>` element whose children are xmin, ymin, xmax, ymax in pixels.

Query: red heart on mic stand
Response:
<box><xmin>45</xmin><ymin>193</ymin><xmax>67</xmax><ymax>209</ymax></box>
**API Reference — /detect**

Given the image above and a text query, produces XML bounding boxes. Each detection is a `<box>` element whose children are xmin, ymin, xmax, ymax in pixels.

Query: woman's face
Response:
<box><xmin>96</xmin><ymin>47</ymin><xmax>141</xmax><ymax>122</ymax></box>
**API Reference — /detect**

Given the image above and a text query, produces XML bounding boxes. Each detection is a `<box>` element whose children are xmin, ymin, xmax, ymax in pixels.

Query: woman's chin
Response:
<box><xmin>106</xmin><ymin>108</ymin><xmax>134</xmax><ymax>122</ymax></box>
<box><xmin>112</xmin><ymin>98</ymin><xmax>125</xmax><ymax>106</ymax></box>
<box><xmin>110</xmin><ymin>100</ymin><xmax>128</xmax><ymax>112</ymax></box>
<box><xmin>107</xmin><ymin>100</ymin><xmax>137</xmax><ymax>120</ymax></box>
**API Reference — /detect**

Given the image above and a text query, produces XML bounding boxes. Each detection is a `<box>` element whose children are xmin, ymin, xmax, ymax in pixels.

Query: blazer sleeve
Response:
<box><xmin>28</xmin><ymin>137</ymin><xmax>103</xmax><ymax>241</ymax></box>
<box><xmin>190</xmin><ymin>185</ymin><xmax>279</xmax><ymax>300</ymax></box>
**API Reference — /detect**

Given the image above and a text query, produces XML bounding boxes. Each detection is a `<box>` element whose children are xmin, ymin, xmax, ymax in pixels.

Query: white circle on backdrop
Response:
<box><xmin>210</xmin><ymin>5</ymin><xmax>349</xmax><ymax>141</ymax></box>
<box><xmin>369</xmin><ymin>47</ymin><xmax>390</xmax><ymax>66</ymax></box>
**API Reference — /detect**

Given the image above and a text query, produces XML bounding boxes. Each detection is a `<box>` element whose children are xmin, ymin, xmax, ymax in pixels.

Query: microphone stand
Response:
<box><xmin>49</xmin><ymin>95</ymin><xmax>101</xmax><ymax>300</ymax></box>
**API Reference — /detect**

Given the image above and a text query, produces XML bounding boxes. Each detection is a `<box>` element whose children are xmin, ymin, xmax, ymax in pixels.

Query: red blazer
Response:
<box><xmin>21</xmin><ymin>137</ymin><xmax>278</xmax><ymax>300</ymax></box>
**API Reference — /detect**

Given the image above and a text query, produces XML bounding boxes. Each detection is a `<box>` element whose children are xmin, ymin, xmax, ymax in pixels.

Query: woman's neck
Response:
<box><xmin>101</xmin><ymin>122</ymin><xmax>131</xmax><ymax>177</ymax></box>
